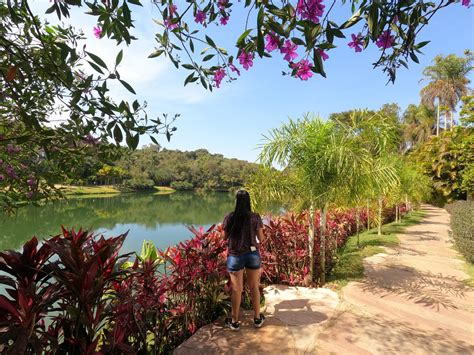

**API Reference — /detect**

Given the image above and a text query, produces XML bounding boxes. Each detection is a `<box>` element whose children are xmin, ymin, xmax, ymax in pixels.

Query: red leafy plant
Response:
<box><xmin>0</xmin><ymin>205</ymin><xmax>400</xmax><ymax>353</ymax></box>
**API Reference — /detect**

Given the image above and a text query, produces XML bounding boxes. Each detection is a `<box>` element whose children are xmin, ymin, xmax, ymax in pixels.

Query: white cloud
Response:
<box><xmin>28</xmin><ymin>1</ymin><xmax>219</xmax><ymax>106</ymax></box>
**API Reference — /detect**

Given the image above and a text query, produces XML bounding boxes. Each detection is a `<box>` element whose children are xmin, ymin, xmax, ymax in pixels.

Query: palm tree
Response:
<box><xmin>420</xmin><ymin>52</ymin><xmax>473</xmax><ymax>135</ymax></box>
<box><xmin>257</xmin><ymin>114</ymin><xmax>398</xmax><ymax>283</ymax></box>
<box><xmin>402</xmin><ymin>104</ymin><xmax>436</xmax><ymax>150</ymax></box>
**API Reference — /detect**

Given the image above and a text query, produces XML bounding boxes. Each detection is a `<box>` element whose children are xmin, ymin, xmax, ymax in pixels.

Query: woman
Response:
<box><xmin>222</xmin><ymin>189</ymin><xmax>265</xmax><ymax>331</ymax></box>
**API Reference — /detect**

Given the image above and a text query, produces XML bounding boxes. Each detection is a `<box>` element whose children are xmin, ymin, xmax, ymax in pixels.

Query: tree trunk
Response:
<box><xmin>395</xmin><ymin>204</ymin><xmax>399</xmax><ymax>223</ymax></box>
<box><xmin>405</xmin><ymin>194</ymin><xmax>409</xmax><ymax>212</ymax></box>
<box><xmin>356</xmin><ymin>207</ymin><xmax>360</xmax><ymax>249</ymax></box>
<box><xmin>436</xmin><ymin>100</ymin><xmax>440</xmax><ymax>136</ymax></box>
<box><xmin>308</xmin><ymin>204</ymin><xmax>315</xmax><ymax>283</ymax></box>
<box><xmin>367</xmin><ymin>200</ymin><xmax>370</xmax><ymax>230</ymax></box>
<box><xmin>377</xmin><ymin>197</ymin><xmax>383</xmax><ymax>236</ymax></box>
<box><xmin>320</xmin><ymin>204</ymin><xmax>328</xmax><ymax>284</ymax></box>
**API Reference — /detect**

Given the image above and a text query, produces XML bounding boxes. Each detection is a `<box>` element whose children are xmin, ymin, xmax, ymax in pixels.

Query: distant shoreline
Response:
<box><xmin>55</xmin><ymin>185</ymin><xmax>237</xmax><ymax>197</ymax></box>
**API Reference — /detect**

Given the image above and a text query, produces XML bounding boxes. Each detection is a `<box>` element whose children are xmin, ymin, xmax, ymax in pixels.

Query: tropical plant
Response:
<box><xmin>258</xmin><ymin>114</ymin><xmax>398</xmax><ymax>282</ymax></box>
<box><xmin>410</xmin><ymin>126</ymin><xmax>473</xmax><ymax>202</ymax></box>
<box><xmin>150</xmin><ymin>0</ymin><xmax>468</xmax><ymax>87</ymax></box>
<box><xmin>402</xmin><ymin>104</ymin><xmax>436</xmax><ymax>150</ymax></box>
<box><xmin>420</xmin><ymin>52</ymin><xmax>473</xmax><ymax>135</ymax></box>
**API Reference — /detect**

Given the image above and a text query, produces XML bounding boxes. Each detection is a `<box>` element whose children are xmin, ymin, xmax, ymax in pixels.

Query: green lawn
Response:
<box><xmin>327</xmin><ymin>211</ymin><xmax>426</xmax><ymax>289</ymax></box>
<box><xmin>57</xmin><ymin>185</ymin><xmax>126</xmax><ymax>195</ymax></box>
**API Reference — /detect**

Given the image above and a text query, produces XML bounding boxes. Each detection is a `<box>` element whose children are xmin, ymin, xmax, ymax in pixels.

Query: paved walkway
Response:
<box><xmin>175</xmin><ymin>205</ymin><xmax>474</xmax><ymax>354</ymax></box>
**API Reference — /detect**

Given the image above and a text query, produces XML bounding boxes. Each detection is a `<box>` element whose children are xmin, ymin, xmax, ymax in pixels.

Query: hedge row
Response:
<box><xmin>446</xmin><ymin>201</ymin><xmax>474</xmax><ymax>263</ymax></box>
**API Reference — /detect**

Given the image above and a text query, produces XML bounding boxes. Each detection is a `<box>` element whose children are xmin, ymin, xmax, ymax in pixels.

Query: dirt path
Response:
<box><xmin>175</xmin><ymin>205</ymin><xmax>474</xmax><ymax>354</ymax></box>
<box><xmin>318</xmin><ymin>204</ymin><xmax>474</xmax><ymax>354</ymax></box>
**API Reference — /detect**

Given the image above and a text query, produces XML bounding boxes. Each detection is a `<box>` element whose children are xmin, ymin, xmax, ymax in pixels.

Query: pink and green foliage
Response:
<box><xmin>0</xmin><ymin>206</ymin><xmax>400</xmax><ymax>352</ymax></box>
<box><xmin>260</xmin><ymin>208</ymin><xmax>370</xmax><ymax>286</ymax></box>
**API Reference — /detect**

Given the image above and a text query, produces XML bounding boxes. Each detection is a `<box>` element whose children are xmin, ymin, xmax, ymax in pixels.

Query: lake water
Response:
<box><xmin>0</xmin><ymin>192</ymin><xmax>235</xmax><ymax>254</ymax></box>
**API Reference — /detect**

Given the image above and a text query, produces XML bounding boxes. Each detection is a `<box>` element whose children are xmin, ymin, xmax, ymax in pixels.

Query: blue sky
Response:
<box><xmin>33</xmin><ymin>1</ymin><xmax>473</xmax><ymax>162</ymax></box>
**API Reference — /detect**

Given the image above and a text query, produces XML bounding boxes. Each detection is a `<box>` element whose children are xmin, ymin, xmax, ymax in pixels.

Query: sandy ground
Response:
<box><xmin>175</xmin><ymin>205</ymin><xmax>474</xmax><ymax>354</ymax></box>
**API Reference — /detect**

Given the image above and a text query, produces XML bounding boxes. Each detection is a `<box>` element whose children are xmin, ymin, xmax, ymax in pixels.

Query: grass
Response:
<box><xmin>327</xmin><ymin>211</ymin><xmax>426</xmax><ymax>289</ymax></box>
<box><xmin>57</xmin><ymin>185</ymin><xmax>128</xmax><ymax>195</ymax></box>
<box><xmin>153</xmin><ymin>186</ymin><xmax>176</xmax><ymax>195</ymax></box>
<box><xmin>462</xmin><ymin>262</ymin><xmax>474</xmax><ymax>287</ymax></box>
<box><xmin>154</xmin><ymin>186</ymin><xmax>176</xmax><ymax>192</ymax></box>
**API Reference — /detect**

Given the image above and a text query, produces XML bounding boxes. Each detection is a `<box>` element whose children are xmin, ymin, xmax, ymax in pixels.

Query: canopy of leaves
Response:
<box><xmin>151</xmin><ymin>0</ymin><xmax>466</xmax><ymax>88</ymax></box>
<box><xmin>0</xmin><ymin>1</ymin><xmax>177</xmax><ymax>211</ymax></box>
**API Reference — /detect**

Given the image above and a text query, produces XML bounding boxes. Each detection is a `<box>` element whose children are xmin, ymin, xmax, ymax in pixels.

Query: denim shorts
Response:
<box><xmin>227</xmin><ymin>250</ymin><xmax>261</xmax><ymax>272</ymax></box>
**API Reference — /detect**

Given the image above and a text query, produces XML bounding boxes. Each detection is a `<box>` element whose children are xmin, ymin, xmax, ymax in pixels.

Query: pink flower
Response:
<box><xmin>169</xmin><ymin>4</ymin><xmax>177</xmax><ymax>16</ymax></box>
<box><xmin>238</xmin><ymin>51</ymin><xmax>254</xmax><ymax>70</ymax></box>
<box><xmin>348</xmin><ymin>33</ymin><xmax>364</xmax><ymax>52</ymax></box>
<box><xmin>462</xmin><ymin>0</ymin><xmax>470</xmax><ymax>6</ymax></box>
<box><xmin>220</xmin><ymin>15</ymin><xmax>229</xmax><ymax>25</ymax></box>
<box><xmin>93</xmin><ymin>26</ymin><xmax>102</xmax><ymax>39</ymax></box>
<box><xmin>296</xmin><ymin>0</ymin><xmax>325</xmax><ymax>23</ymax></box>
<box><xmin>0</xmin><ymin>174</ymin><xmax>4</xmax><ymax>182</ymax></box>
<box><xmin>376</xmin><ymin>30</ymin><xmax>395</xmax><ymax>49</ymax></box>
<box><xmin>265</xmin><ymin>32</ymin><xmax>280</xmax><ymax>52</ymax></box>
<box><xmin>195</xmin><ymin>10</ymin><xmax>206</xmax><ymax>24</ymax></box>
<box><xmin>213</xmin><ymin>68</ymin><xmax>226</xmax><ymax>88</ymax></box>
<box><xmin>292</xmin><ymin>59</ymin><xmax>313</xmax><ymax>81</ymax></box>
<box><xmin>229</xmin><ymin>63</ymin><xmax>240</xmax><ymax>76</ymax></box>
<box><xmin>318</xmin><ymin>49</ymin><xmax>329</xmax><ymax>61</ymax></box>
<box><xmin>281</xmin><ymin>40</ymin><xmax>298</xmax><ymax>61</ymax></box>
<box><xmin>164</xmin><ymin>18</ymin><xmax>178</xmax><ymax>30</ymax></box>
<box><xmin>218</xmin><ymin>0</ymin><xmax>227</xmax><ymax>11</ymax></box>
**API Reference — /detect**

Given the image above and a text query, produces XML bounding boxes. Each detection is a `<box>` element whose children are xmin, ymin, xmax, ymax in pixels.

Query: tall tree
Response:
<box><xmin>402</xmin><ymin>104</ymin><xmax>436</xmax><ymax>150</ymax></box>
<box><xmin>420</xmin><ymin>52</ymin><xmax>473</xmax><ymax>135</ymax></box>
<box><xmin>257</xmin><ymin>114</ymin><xmax>397</xmax><ymax>283</ymax></box>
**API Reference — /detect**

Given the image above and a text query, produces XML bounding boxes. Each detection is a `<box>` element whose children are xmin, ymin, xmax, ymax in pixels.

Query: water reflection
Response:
<box><xmin>0</xmin><ymin>192</ymin><xmax>235</xmax><ymax>252</ymax></box>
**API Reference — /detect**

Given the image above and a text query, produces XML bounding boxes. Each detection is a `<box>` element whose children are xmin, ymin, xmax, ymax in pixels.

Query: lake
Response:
<box><xmin>0</xmin><ymin>192</ymin><xmax>235</xmax><ymax>254</ymax></box>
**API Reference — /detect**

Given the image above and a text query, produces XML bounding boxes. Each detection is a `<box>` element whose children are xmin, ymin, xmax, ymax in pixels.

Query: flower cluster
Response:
<box><xmin>296</xmin><ymin>0</ymin><xmax>325</xmax><ymax>23</ymax></box>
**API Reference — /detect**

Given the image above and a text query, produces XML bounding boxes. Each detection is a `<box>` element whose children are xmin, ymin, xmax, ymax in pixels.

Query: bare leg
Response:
<box><xmin>229</xmin><ymin>269</ymin><xmax>244</xmax><ymax>322</ymax></box>
<box><xmin>246</xmin><ymin>268</ymin><xmax>261</xmax><ymax>319</ymax></box>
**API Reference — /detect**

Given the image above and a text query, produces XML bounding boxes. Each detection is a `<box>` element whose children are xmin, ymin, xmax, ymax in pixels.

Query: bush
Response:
<box><xmin>124</xmin><ymin>177</ymin><xmax>155</xmax><ymax>190</ymax></box>
<box><xmin>446</xmin><ymin>201</ymin><xmax>474</xmax><ymax>263</ymax></box>
<box><xmin>0</xmin><ymin>226</ymin><xmax>228</xmax><ymax>353</ymax></box>
<box><xmin>170</xmin><ymin>180</ymin><xmax>194</xmax><ymax>191</ymax></box>
<box><xmin>260</xmin><ymin>208</ymin><xmax>369</xmax><ymax>286</ymax></box>
<box><xmin>0</xmin><ymin>206</ymin><xmax>397</xmax><ymax>353</ymax></box>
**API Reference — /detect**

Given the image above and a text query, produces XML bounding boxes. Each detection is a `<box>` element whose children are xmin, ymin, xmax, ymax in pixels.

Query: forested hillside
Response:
<box><xmin>73</xmin><ymin>146</ymin><xmax>259</xmax><ymax>191</ymax></box>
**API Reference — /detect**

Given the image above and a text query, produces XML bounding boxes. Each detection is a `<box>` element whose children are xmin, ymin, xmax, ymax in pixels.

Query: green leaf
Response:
<box><xmin>205</xmin><ymin>35</ymin><xmax>216</xmax><ymax>47</ymax></box>
<box><xmin>203</xmin><ymin>54</ymin><xmax>214</xmax><ymax>61</ymax></box>
<box><xmin>116</xmin><ymin>50</ymin><xmax>123</xmax><ymax>66</ymax></box>
<box><xmin>341</xmin><ymin>9</ymin><xmax>362</xmax><ymax>29</ymax></box>
<box><xmin>86</xmin><ymin>51</ymin><xmax>108</xmax><ymax>70</ymax></box>
<box><xmin>291</xmin><ymin>37</ymin><xmax>306</xmax><ymax>46</ymax></box>
<box><xmin>114</xmin><ymin>125</ymin><xmax>123</xmax><ymax>143</ymax></box>
<box><xmin>182</xmin><ymin>64</ymin><xmax>195</xmax><ymax>70</ymax></box>
<box><xmin>45</xmin><ymin>4</ymin><xmax>56</xmax><ymax>14</ymax></box>
<box><xmin>87</xmin><ymin>61</ymin><xmax>105</xmax><ymax>74</ymax></box>
<box><xmin>237</xmin><ymin>29</ymin><xmax>252</xmax><ymax>46</ymax></box>
<box><xmin>409</xmin><ymin>52</ymin><xmax>419</xmax><ymax>64</ymax></box>
<box><xmin>416</xmin><ymin>41</ymin><xmax>430</xmax><ymax>49</ymax></box>
<box><xmin>119</xmin><ymin>79</ymin><xmax>136</xmax><ymax>94</ymax></box>
<box><xmin>148</xmin><ymin>50</ymin><xmax>164</xmax><ymax>58</ymax></box>
<box><xmin>184</xmin><ymin>73</ymin><xmax>195</xmax><ymax>86</ymax></box>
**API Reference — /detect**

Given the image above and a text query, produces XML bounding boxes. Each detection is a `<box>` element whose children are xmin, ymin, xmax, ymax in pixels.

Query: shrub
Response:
<box><xmin>0</xmin><ymin>206</ymin><xmax>397</xmax><ymax>353</ymax></box>
<box><xmin>446</xmin><ymin>201</ymin><xmax>474</xmax><ymax>263</ymax></box>
<box><xmin>124</xmin><ymin>177</ymin><xmax>155</xmax><ymax>190</ymax></box>
<box><xmin>170</xmin><ymin>181</ymin><xmax>194</xmax><ymax>191</ymax></box>
<box><xmin>260</xmin><ymin>208</ymin><xmax>369</xmax><ymax>286</ymax></box>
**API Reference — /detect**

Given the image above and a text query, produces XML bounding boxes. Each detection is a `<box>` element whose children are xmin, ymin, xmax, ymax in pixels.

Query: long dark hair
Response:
<box><xmin>226</xmin><ymin>190</ymin><xmax>252</xmax><ymax>235</ymax></box>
